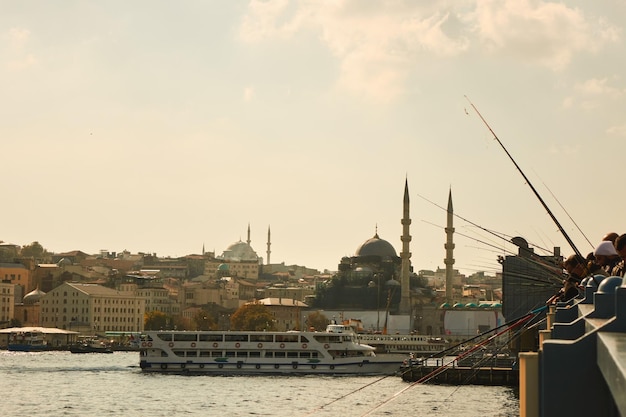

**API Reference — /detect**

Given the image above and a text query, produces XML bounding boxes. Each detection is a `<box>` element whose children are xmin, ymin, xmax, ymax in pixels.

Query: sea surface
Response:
<box><xmin>0</xmin><ymin>351</ymin><xmax>519</xmax><ymax>416</ymax></box>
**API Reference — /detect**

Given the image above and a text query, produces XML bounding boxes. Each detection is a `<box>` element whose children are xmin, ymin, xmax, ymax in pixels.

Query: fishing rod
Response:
<box><xmin>364</xmin><ymin>305</ymin><xmax>547</xmax><ymax>416</ymax></box>
<box><xmin>410</xmin><ymin>307</ymin><xmax>542</xmax><ymax>384</ymax></box>
<box><xmin>536</xmin><ymin>174</ymin><xmax>595</xmax><ymax>251</ymax></box>
<box><xmin>464</xmin><ymin>96</ymin><xmax>583</xmax><ymax>259</ymax></box>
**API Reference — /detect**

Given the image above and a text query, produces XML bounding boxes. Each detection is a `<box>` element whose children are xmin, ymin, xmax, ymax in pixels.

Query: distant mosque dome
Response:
<box><xmin>221</xmin><ymin>240</ymin><xmax>259</xmax><ymax>262</ymax></box>
<box><xmin>217</xmin><ymin>263</ymin><xmax>230</xmax><ymax>271</ymax></box>
<box><xmin>23</xmin><ymin>287</ymin><xmax>46</xmax><ymax>304</ymax></box>
<box><xmin>355</xmin><ymin>233</ymin><xmax>398</xmax><ymax>258</ymax></box>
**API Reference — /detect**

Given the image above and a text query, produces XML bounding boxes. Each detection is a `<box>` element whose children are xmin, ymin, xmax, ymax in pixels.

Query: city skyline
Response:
<box><xmin>2</xmin><ymin>2</ymin><xmax>625</xmax><ymax>275</ymax></box>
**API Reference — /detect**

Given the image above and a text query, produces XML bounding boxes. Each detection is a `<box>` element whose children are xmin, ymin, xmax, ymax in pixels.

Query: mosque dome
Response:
<box><xmin>355</xmin><ymin>233</ymin><xmax>398</xmax><ymax>258</ymax></box>
<box><xmin>217</xmin><ymin>263</ymin><xmax>230</xmax><ymax>271</ymax></box>
<box><xmin>221</xmin><ymin>240</ymin><xmax>259</xmax><ymax>262</ymax></box>
<box><xmin>23</xmin><ymin>287</ymin><xmax>46</xmax><ymax>304</ymax></box>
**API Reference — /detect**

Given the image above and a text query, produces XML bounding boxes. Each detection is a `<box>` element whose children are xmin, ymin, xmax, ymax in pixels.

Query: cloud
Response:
<box><xmin>607</xmin><ymin>124</ymin><xmax>626</xmax><ymax>137</ymax></box>
<box><xmin>239</xmin><ymin>0</ymin><xmax>619</xmax><ymax>99</ymax></box>
<box><xmin>243</xmin><ymin>86</ymin><xmax>255</xmax><ymax>102</ymax></box>
<box><xmin>3</xmin><ymin>27</ymin><xmax>38</xmax><ymax>70</ymax></box>
<box><xmin>564</xmin><ymin>77</ymin><xmax>626</xmax><ymax>110</ymax></box>
<box><xmin>469</xmin><ymin>0</ymin><xmax>619</xmax><ymax>71</ymax></box>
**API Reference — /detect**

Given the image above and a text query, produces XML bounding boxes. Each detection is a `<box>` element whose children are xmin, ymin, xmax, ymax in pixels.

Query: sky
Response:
<box><xmin>2</xmin><ymin>1</ymin><xmax>626</xmax><ymax>275</ymax></box>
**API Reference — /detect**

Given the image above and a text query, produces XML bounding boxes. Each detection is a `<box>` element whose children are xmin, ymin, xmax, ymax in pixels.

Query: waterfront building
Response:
<box><xmin>14</xmin><ymin>286</ymin><xmax>45</xmax><ymax>326</ymax></box>
<box><xmin>0</xmin><ymin>262</ymin><xmax>31</xmax><ymax>301</ymax></box>
<box><xmin>39</xmin><ymin>282</ymin><xmax>145</xmax><ymax>334</ymax></box>
<box><xmin>0</xmin><ymin>281</ymin><xmax>16</xmax><ymax>326</ymax></box>
<box><xmin>254</xmin><ymin>297</ymin><xmax>308</xmax><ymax>331</ymax></box>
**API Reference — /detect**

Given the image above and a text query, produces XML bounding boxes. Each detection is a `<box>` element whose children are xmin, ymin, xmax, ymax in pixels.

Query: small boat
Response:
<box><xmin>69</xmin><ymin>338</ymin><xmax>113</xmax><ymax>354</ymax></box>
<box><xmin>139</xmin><ymin>324</ymin><xmax>403</xmax><ymax>375</ymax></box>
<box><xmin>8</xmin><ymin>330</ymin><xmax>51</xmax><ymax>352</ymax></box>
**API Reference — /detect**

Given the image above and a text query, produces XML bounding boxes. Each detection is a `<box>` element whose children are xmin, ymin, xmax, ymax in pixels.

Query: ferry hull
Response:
<box><xmin>139</xmin><ymin>357</ymin><xmax>399</xmax><ymax>376</ymax></box>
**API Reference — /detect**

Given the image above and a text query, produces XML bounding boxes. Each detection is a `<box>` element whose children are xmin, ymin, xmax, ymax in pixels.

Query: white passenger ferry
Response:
<box><xmin>356</xmin><ymin>334</ymin><xmax>449</xmax><ymax>356</ymax></box>
<box><xmin>139</xmin><ymin>324</ymin><xmax>402</xmax><ymax>375</ymax></box>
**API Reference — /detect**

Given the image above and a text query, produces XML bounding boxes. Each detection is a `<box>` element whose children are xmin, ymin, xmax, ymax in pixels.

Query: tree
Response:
<box><xmin>144</xmin><ymin>311</ymin><xmax>169</xmax><ymax>330</ymax></box>
<box><xmin>230</xmin><ymin>303</ymin><xmax>276</xmax><ymax>331</ymax></box>
<box><xmin>20</xmin><ymin>241</ymin><xmax>50</xmax><ymax>262</ymax></box>
<box><xmin>193</xmin><ymin>309</ymin><xmax>217</xmax><ymax>330</ymax></box>
<box><xmin>305</xmin><ymin>311</ymin><xmax>329</xmax><ymax>331</ymax></box>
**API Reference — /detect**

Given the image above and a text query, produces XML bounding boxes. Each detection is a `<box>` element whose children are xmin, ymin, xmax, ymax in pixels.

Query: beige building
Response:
<box><xmin>0</xmin><ymin>281</ymin><xmax>15</xmax><ymax>325</ymax></box>
<box><xmin>0</xmin><ymin>262</ymin><xmax>31</xmax><ymax>300</ymax></box>
<box><xmin>255</xmin><ymin>297</ymin><xmax>308</xmax><ymax>331</ymax></box>
<box><xmin>40</xmin><ymin>282</ymin><xmax>145</xmax><ymax>334</ymax></box>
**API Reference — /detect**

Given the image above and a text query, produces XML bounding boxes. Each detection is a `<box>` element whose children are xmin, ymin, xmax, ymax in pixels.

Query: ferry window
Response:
<box><xmin>264</xmin><ymin>352</ymin><xmax>273</xmax><ymax>358</ymax></box>
<box><xmin>199</xmin><ymin>334</ymin><xmax>223</xmax><ymax>342</ymax></box>
<box><xmin>300</xmin><ymin>336</ymin><xmax>310</xmax><ymax>343</ymax></box>
<box><xmin>199</xmin><ymin>351</ymin><xmax>211</xmax><ymax>357</ymax></box>
<box><xmin>249</xmin><ymin>351</ymin><xmax>261</xmax><ymax>358</ymax></box>
<box><xmin>312</xmin><ymin>352</ymin><xmax>318</xmax><ymax>358</ymax></box>
<box><xmin>236</xmin><ymin>351</ymin><xmax>247</xmax><ymax>357</ymax></box>
<box><xmin>174</xmin><ymin>333</ymin><xmax>197</xmax><ymax>342</ymax></box>
<box><xmin>287</xmin><ymin>352</ymin><xmax>298</xmax><ymax>358</ymax></box>
<box><xmin>276</xmin><ymin>334</ymin><xmax>298</xmax><ymax>343</ymax></box>
<box><xmin>186</xmin><ymin>351</ymin><xmax>198</xmax><ymax>357</ymax></box>
<box><xmin>225</xmin><ymin>351</ymin><xmax>236</xmax><ymax>357</ymax></box>
<box><xmin>299</xmin><ymin>352</ymin><xmax>311</xmax><ymax>358</ymax></box>
<box><xmin>156</xmin><ymin>334</ymin><xmax>170</xmax><ymax>341</ymax></box>
<box><xmin>225</xmin><ymin>334</ymin><xmax>248</xmax><ymax>342</ymax></box>
<box><xmin>161</xmin><ymin>351</ymin><xmax>168</xmax><ymax>357</ymax></box>
<box><xmin>211</xmin><ymin>351</ymin><xmax>223</xmax><ymax>357</ymax></box>
<box><xmin>173</xmin><ymin>350</ymin><xmax>185</xmax><ymax>357</ymax></box>
<box><xmin>274</xmin><ymin>351</ymin><xmax>286</xmax><ymax>358</ymax></box>
<box><xmin>250</xmin><ymin>334</ymin><xmax>273</xmax><ymax>342</ymax></box>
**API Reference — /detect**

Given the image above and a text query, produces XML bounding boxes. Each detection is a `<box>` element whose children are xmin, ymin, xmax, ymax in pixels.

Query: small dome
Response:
<box><xmin>465</xmin><ymin>303</ymin><xmax>478</xmax><ymax>308</ymax></box>
<box><xmin>23</xmin><ymin>287</ymin><xmax>46</xmax><ymax>304</ymax></box>
<box><xmin>217</xmin><ymin>263</ymin><xmax>230</xmax><ymax>271</ymax></box>
<box><xmin>439</xmin><ymin>302</ymin><xmax>450</xmax><ymax>309</ymax></box>
<box><xmin>355</xmin><ymin>233</ymin><xmax>397</xmax><ymax>258</ymax></box>
<box><xmin>57</xmin><ymin>258</ymin><xmax>71</xmax><ymax>267</ymax></box>
<box><xmin>452</xmin><ymin>302</ymin><xmax>464</xmax><ymax>308</ymax></box>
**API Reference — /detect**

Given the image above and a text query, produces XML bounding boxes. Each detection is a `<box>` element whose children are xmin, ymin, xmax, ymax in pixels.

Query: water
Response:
<box><xmin>0</xmin><ymin>351</ymin><xmax>519</xmax><ymax>416</ymax></box>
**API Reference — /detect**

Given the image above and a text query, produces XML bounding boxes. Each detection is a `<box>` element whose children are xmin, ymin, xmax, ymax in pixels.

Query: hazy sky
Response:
<box><xmin>2</xmin><ymin>1</ymin><xmax>625</xmax><ymax>275</ymax></box>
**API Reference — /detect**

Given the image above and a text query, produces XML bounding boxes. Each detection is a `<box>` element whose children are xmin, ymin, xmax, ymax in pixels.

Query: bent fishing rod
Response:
<box><xmin>464</xmin><ymin>96</ymin><xmax>583</xmax><ymax>260</ymax></box>
<box><xmin>362</xmin><ymin>305</ymin><xmax>547</xmax><ymax>417</ymax></box>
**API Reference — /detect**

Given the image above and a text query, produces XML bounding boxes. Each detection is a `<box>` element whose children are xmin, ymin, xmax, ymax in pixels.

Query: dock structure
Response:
<box><xmin>519</xmin><ymin>276</ymin><xmax>626</xmax><ymax>417</ymax></box>
<box><xmin>401</xmin><ymin>363</ymin><xmax>518</xmax><ymax>386</ymax></box>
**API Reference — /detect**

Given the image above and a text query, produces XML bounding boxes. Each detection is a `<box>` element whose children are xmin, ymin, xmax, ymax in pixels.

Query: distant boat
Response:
<box><xmin>8</xmin><ymin>330</ymin><xmax>51</xmax><ymax>352</ymax></box>
<box><xmin>69</xmin><ymin>338</ymin><xmax>113</xmax><ymax>354</ymax></box>
<box><xmin>357</xmin><ymin>333</ymin><xmax>449</xmax><ymax>357</ymax></box>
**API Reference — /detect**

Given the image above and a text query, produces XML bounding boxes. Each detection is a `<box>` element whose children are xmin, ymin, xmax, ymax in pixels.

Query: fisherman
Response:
<box><xmin>593</xmin><ymin>241</ymin><xmax>621</xmax><ymax>276</ymax></box>
<box><xmin>612</xmin><ymin>234</ymin><xmax>626</xmax><ymax>277</ymax></box>
<box><xmin>547</xmin><ymin>254</ymin><xmax>586</xmax><ymax>305</ymax></box>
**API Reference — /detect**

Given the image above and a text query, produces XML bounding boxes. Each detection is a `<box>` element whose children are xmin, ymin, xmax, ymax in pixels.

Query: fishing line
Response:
<box><xmin>418</xmin><ymin>193</ymin><xmax>556</xmax><ymax>256</ymax></box>
<box><xmin>362</xmin><ymin>307</ymin><xmax>546</xmax><ymax>416</ymax></box>
<box><xmin>301</xmin><ymin>374</ymin><xmax>391</xmax><ymax>416</ymax></box>
<box><xmin>533</xmin><ymin>170</ymin><xmax>595</xmax><ymax>251</ymax></box>
<box><xmin>464</xmin><ymin>96</ymin><xmax>583</xmax><ymax>259</ymax></box>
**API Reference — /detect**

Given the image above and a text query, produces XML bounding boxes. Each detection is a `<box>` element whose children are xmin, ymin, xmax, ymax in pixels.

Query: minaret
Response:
<box><xmin>266</xmin><ymin>226</ymin><xmax>271</xmax><ymax>265</ymax></box>
<box><xmin>444</xmin><ymin>188</ymin><xmax>455</xmax><ymax>302</ymax></box>
<box><xmin>399</xmin><ymin>178</ymin><xmax>412</xmax><ymax>314</ymax></box>
<box><xmin>247</xmin><ymin>223</ymin><xmax>251</xmax><ymax>245</ymax></box>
